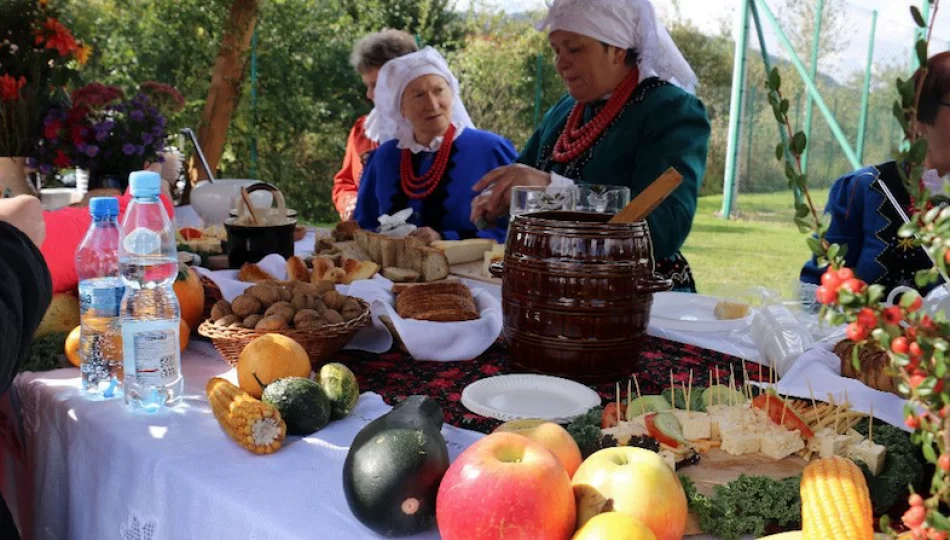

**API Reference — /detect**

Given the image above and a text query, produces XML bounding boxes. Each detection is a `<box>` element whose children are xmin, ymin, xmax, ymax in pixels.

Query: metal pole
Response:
<box><xmin>745</xmin><ymin>85</ymin><xmax>757</xmax><ymax>191</ymax></box>
<box><xmin>801</xmin><ymin>0</ymin><xmax>825</xmax><ymax>174</ymax></box>
<box><xmin>857</xmin><ymin>10</ymin><xmax>878</xmax><ymax>163</ymax></box>
<box><xmin>250</xmin><ymin>28</ymin><xmax>258</xmax><ymax>179</ymax></box>
<box><xmin>755</xmin><ymin>0</ymin><xmax>861</xmax><ymax>169</ymax></box>
<box><xmin>533</xmin><ymin>54</ymin><xmax>543</xmax><ymax>127</ymax></box>
<box><xmin>825</xmin><ymin>97</ymin><xmax>839</xmax><ymax>179</ymax></box>
<box><xmin>722</xmin><ymin>0</ymin><xmax>751</xmax><ymax>219</ymax></box>
<box><xmin>912</xmin><ymin>1</ymin><xmax>931</xmax><ymax>70</ymax></box>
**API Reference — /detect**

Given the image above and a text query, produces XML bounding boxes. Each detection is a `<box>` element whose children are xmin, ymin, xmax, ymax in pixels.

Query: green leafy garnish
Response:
<box><xmin>681</xmin><ymin>474</ymin><xmax>801</xmax><ymax>540</ymax></box>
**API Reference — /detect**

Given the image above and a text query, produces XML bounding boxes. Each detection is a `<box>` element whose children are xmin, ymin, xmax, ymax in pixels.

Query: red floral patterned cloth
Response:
<box><xmin>332</xmin><ymin>336</ymin><xmax>769</xmax><ymax>433</ymax></box>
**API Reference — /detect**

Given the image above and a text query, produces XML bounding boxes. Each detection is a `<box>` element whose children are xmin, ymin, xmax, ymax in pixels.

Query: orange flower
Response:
<box><xmin>74</xmin><ymin>43</ymin><xmax>93</xmax><ymax>65</ymax></box>
<box><xmin>0</xmin><ymin>75</ymin><xmax>27</xmax><ymax>101</ymax></box>
<box><xmin>34</xmin><ymin>18</ymin><xmax>78</xmax><ymax>57</ymax></box>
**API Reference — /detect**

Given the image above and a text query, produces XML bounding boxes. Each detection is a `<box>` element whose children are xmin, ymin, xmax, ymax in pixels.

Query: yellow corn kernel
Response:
<box><xmin>801</xmin><ymin>456</ymin><xmax>873</xmax><ymax>540</ymax></box>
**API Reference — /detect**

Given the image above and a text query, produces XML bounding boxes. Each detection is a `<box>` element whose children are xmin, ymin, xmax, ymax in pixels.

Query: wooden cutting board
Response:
<box><xmin>681</xmin><ymin>449</ymin><xmax>807</xmax><ymax>536</ymax></box>
<box><xmin>449</xmin><ymin>260</ymin><xmax>501</xmax><ymax>286</ymax></box>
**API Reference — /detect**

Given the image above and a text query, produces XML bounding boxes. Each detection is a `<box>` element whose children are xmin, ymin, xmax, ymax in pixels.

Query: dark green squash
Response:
<box><xmin>342</xmin><ymin>396</ymin><xmax>449</xmax><ymax>536</ymax></box>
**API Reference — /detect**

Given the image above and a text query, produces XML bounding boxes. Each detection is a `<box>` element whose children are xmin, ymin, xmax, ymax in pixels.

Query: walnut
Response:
<box><xmin>322</xmin><ymin>290</ymin><xmax>345</xmax><ymax>311</ymax></box>
<box><xmin>323</xmin><ymin>309</ymin><xmax>344</xmax><ymax>325</ymax></box>
<box><xmin>312</xmin><ymin>280</ymin><xmax>335</xmax><ymax>295</ymax></box>
<box><xmin>255</xmin><ymin>315</ymin><xmax>290</xmax><ymax>331</ymax></box>
<box><xmin>312</xmin><ymin>299</ymin><xmax>328</xmax><ymax>315</ymax></box>
<box><xmin>341</xmin><ymin>299</ymin><xmax>363</xmax><ymax>321</ymax></box>
<box><xmin>243</xmin><ymin>314</ymin><xmax>263</xmax><ymax>329</ymax></box>
<box><xmin>293</xmin><ymin>309</ymin><xmax>323</xmax><ymax>329</ymax></box>
<box><xmin>294</xmin><ymin>282</ymin><xmax>320</xmax><ymax>296</ymax></box>
<box><xmin>277</xmin><ymin>286</ymin><xmax>292</xmax><ymax>302</ymax></box>
<box><xmin>215</xmin><ymin>314</ymin><xmax>241</xmax><ymax>327</ymax></box>
<box><xmin>210</xmin><ymin>300</ymin><xmax>233</xmax><ymax>321</ymax></box>
<box><xmin>290</xmin><ymin>293</ymin><xmax>311</xmax><ymax>312</ymax></box>
<box><xmin>264</xmin><ymin>301</ymin><xmax>295</xmax><ymax>322</ymax></box>
<box><xmin>231</xmin><ymin>294</ymin><xmax>263</xmax><ymax>318</ymax></box>
<box><xmin>245</xmin><ymin>283</ymin><xmax>280</xmax><ymax>306</ymax></box>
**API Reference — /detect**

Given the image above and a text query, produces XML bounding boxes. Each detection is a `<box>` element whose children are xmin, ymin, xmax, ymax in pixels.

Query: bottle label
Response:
<box><xmin>79</xmin><ymin>282</ymin><xmax>125</xmax><ymax>318</ymax></box>
<box><xmin>123</xmin><ymin>227</ymin><xmax>162</xmax><ymax>256</ymax></box>
<box><xmin>129</xmin><ymin>327</ymin><xmax>179</xmax><ymax>386</ymax></box>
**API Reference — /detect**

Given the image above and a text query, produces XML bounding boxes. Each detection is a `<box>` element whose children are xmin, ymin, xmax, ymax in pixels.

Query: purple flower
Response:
<box><xmin>39</xmin><ymin>164</ymin><xmax>52</xmax><ymax>174</ymax></box>
<box><xmin>135</xmin><ymin>145</ymin><xmax>144</xmax><ymax>156</ymax></box>
<box><xmin>94</xmin><ymin>120</ymin><xmax>114</xmax><ymax>133</ymax></box>
<box><xmin>122</xmin><ymin>143</ymin><xmax>135</xmax><ymax>156</ymax></box>
<box><xmin>156</xmin><ymin>116</ymin><xmax>166</xmax><ymax>128</ymax></box>
<box><xmin>130</xmin><ymin>109</ymin><xmax>145</xmax><ymax>121</ymax></box>
<box><xmin>152</xmin><ymin>125</ymin><xmax>163</xmax><ymax>136</ymax></box>
<box><xmin>96</xmin><ymin>131</ymin><xmax>108</xmax><ymax>142</ymax></box>
<box><xmin>141</xmin><ymin>132</ymin><xmax>154</xmax><ymax>145</ymax></box>
<box><xmin>85</xmin><ymin>145</ymin><xmax>99</xmax><ymax>158</ymax></box>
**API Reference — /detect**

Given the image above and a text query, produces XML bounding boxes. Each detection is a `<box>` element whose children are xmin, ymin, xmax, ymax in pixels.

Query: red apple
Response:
<box><xmin>571</xmin><ymin>447</ymin><xmax>687</xmax><ymax>540</ymax></box>
<box><xmin>436</xmin><ymin>432</ymin><xmax>576</xmax><ymax>540</ymax></box>
<box><xmin>494</xmin><ymin>421</ymin><xmax>583</xmax><ymax>478</ymax></box>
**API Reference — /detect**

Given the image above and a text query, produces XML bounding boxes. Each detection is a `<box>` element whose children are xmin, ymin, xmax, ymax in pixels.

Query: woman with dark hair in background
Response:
<box><xmin>800</xmin><ymin>52</ymin><xmax>950</xmax><ymax>295</ymax></box>
<box><xmin>332</xmin><ymin>29</ymin><xmax>419</xmax><ymax>220</ymax></box>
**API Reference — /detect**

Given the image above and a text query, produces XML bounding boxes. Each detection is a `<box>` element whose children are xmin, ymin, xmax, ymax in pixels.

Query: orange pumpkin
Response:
<box><xmin>174</xmin><ymin>265</ymin><xmax>205</xmax><ymax>331</ymax></box>
<box><xmin>65</xmin><ymin>326</ymin><xmax>81</xmax><ymax>367</ymax></box>
<box><xmin>179</xmin><ymin>319</ymin><xmax>190</xmax><ymax>353</ymax></box>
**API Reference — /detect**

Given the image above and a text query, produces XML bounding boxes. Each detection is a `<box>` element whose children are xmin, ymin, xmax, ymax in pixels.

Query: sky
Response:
<box><xmin>477</xmin><ymin>0</ymin><xmax>950</xmax><ymax>82</ymax></box>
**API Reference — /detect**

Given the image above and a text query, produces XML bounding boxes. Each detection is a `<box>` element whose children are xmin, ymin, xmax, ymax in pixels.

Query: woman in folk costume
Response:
<box><xmin>332</xmin><ymin>29</ymin><xmax>419</xmax><ymax>220</ymax></box>
<box><xmin>354</xmin><ymin>47</ymin><xmax>517</xmax><ymax>244</ymax></box>
<box><xmin>471</xmin><ymin>0</ymin><xmax>711</xmax><ymax>291</ymax></box>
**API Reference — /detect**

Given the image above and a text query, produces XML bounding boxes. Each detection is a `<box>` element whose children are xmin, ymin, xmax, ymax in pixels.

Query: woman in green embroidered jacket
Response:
<box><xmin>471</xmin><ymin>0</ymin><xmax>711</xmax><ymax>291</ymax></box>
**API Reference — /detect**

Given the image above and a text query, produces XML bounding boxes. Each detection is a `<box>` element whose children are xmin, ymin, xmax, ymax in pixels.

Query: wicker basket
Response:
<box><xmin>199</xmin><ymin>274</ymin><xmax>224</xmax><ymax>321</ymax></box>
<box><xmin>198</xmin><ymin>298</ymin><xmax>372</xmax><ymax>369</ymax></box>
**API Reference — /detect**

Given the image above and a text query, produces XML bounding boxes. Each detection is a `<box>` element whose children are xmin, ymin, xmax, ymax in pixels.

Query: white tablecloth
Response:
<box><xmin>0</xmin><ymin>227</ymin><xmax>812</xmax><ymax>540</ymax></box>
<box><xmin>3</xmin><ymin>341</ymin><xmax>483</xmax><ymax>540</ymax></box>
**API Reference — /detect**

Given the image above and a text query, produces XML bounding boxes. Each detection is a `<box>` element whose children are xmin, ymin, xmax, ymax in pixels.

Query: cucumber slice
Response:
<box><xmin>625</xmin><ymin>395</ymin><xmax>672</xmax><ymax>420</ymax></box>
<box><xmin>702</xmin><ymin>384</ymin><xmax>747</xmax><ymax>408</ymax></box>
<box><xmin>661</xmin><ymin>387</ymin><xmax>707</xmax><ymax>412</ymax></box>
<box><xmin>645</xmin><ymin>411</ymin><xmax>688</xmax><ymax>448</ymax></box>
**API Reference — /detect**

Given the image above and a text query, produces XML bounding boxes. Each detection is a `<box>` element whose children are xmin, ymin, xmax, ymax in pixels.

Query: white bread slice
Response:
<box><xmin>342</xmin><ymin>260</ymin><xmax>380</xmax><ymax>284</ymax></box>
<box><xmin>419</xmin><ymin>246</ymin><xmax>449</xmax><ymax>281</ymax></box>
<box><xmin>380</xmin><ymin>235</ymin><xmax>403</xmax><ymax>268</ymax></box>
<box><xmin>431</xmin><ymin>238</ymin><xmax>496</xmax><ymax>265</ymax></box>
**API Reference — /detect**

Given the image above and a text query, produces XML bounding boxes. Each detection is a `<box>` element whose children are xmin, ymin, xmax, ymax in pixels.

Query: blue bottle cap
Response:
<box><xmin>89</xmin><ymin>197</ymin><xmax>120</xmax><ymax>218</ymax></box>
<box><xmin>129</xmin><ymin>171</ymin><xmax>162</xmax><ymax>198</ymax></box>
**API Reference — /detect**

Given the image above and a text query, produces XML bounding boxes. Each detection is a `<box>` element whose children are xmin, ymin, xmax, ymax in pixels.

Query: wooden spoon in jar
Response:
<box><xmin>608</xmin><ymin>167</ymin><xmax>683</xmax><ymax>223</ymax></box>
<box><xmin>240</xmin><ymin>186</ymin><xmax>260</xmax><ymax>225</ymax></box>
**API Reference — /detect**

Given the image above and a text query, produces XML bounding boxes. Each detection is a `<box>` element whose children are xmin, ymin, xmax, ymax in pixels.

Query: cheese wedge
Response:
<box><xmin>431</xmin><ymin>239</ymin><xmax>496</xmax><ymax>265</ymax></box>
<box><xmin>845</xmin><ymin>440</ymin><xmax>886</xmax><ymax>476</ymax></box>
<box><xmin>720</xmin><ymin>428</ymin><xmax>760</xmax><ymax>455</ymax></box>
<box><xmin>760</xmin><ymin>428</ymin><xmax>805</xmax><ymax>460</ymax></box>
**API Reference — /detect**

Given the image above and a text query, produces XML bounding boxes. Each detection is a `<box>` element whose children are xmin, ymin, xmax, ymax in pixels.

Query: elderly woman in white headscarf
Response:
<box><xmin>470</xmin><ymin>0</ymin><xmax>711</xmax><ymax>291</ymax></box>
<box><xmin>353</xmin><ymin>47</ymin><xmax>518</xmax><ymax>244</ymax></box>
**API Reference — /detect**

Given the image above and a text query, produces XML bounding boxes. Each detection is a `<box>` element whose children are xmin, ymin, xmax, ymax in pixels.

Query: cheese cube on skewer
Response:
<box><xmin>807</xmin><ymin>428</ymin><xmax>850</xmax><ymax>458</ymax></box>
<box><xmin>720</xmin><ymin>428</ymin><xmax>760</xmax><ymax>455</ymax></box>
<box><xmin>671</xmin><ymin>411</ymin><xmax>712</xmax><ymax>441</ymax></box>
<box><xmin>760</xmin><ymin>428</ymin><xmax>805</xmax><ymax>460</ymax></box>
<box><xmin>845</xmin><ymin>440</ymin><xmax>887</xmax><ymax>476</ymax></box>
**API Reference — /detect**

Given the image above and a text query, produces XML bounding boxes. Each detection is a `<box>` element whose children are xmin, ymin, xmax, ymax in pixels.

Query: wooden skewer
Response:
<box><xmin>627</xmin><ymin>379</ymin><xmax>632</xmax><ymax>409</ymax></box>
<box><xmin>780</xmin><ymin>394</ymin><xmax>788</xmax><ymax>426</ymax></box>
<box><xmin>618</xmin><ymin>382</ymin><xmax>624</xmax><ymax>425</ymax></box>
<box><xmin>742</xmin><ymin>361</ymin><xmax>753</xmax><ymax>402</ymax></box>
<box><xmin>728</xmin><ymin>373</ymin><xmax>735</xmax><ymax>408</ymax></box>
<box><xmin>670</xmin><ymin>370</ymin><xmax>676</xmax><ymax>406</ymax></box>
<box><xmin>688</xmin><ymin>370</ymin><xmax>694</xmax><ymax>413</ymax></box>
<box><xmin>681</xmin><ymin>380</ymin><xmax>689</xmax><ymax>413</ymax></box>
<box><xmin>633</xmin><ymin>375</ymin><xmax>644</xmax><ymax>416</ymax></box>
<box><xmin>869</xmin><ymin>403</ymin><xmax>874</xmax><ymax>445</ymax></box>
<box><xmin>240</xmin><ymin>187</ymin><xmax>260</xmax><ymax>225</ymax></box>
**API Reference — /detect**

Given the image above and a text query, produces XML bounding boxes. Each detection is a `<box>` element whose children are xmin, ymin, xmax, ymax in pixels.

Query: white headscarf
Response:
<box><xmin>372</xmin><ymin>46</ymin><xmax>475</xmax><ymax>152</ymax></box>
<box><xmin>537</xmin><ymin>0</ymin><xmax>698</xmax><ymax>94</ymax></box>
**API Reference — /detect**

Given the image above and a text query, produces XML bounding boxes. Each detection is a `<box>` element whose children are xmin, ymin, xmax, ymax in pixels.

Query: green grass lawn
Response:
<box><xmin>683</xmin><ymin>189</ymin><xmax>830</xmax><ymax>299</ymax></box>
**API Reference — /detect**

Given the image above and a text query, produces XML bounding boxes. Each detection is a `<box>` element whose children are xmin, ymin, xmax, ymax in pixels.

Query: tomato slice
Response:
<box><xmin>644</xmin><ymin>413</ymin><xmax>681</xmax><ymax>448</ymax></box>
<box><xmin>179</xmin><ymin>227</ymin><xmax>203</xmax><ymax>240</ymax></box>
<box><xmin>751</xmin><ymin>394</ymin><xmax>814</xmax><ymax>438</ymax></box>
<box><xmin>601</xmin><ymin>402</ymin><xmax>626</xmax><ymax>429</ymax></box>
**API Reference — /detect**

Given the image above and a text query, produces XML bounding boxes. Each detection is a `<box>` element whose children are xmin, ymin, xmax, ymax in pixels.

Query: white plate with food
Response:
<box><xmin>649</xmin><ymin>292</ymin><xmax>753</xmax><ymax>333</ymax></box>
<box><xmin>461</xmin><ymin>374</ymin><xmax>601</xmax><ymax>422</ymax></box>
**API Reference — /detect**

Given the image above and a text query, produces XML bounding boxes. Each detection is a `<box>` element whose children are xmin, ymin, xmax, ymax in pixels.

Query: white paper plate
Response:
<box><xmin>461</xmin><ymin>374</ymin><xmax>601</xmax><ymax>422</ymax></box>
<box><xmin>650</xmin><ymin>291</ymin><xmax>753</xmax><ymax>333</ymax></box>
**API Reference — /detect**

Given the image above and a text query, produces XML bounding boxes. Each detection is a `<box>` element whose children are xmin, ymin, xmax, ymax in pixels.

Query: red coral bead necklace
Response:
<box><xmin>400</xmin><ymin>123</ymin><xmax>456</xmax><ymax>200</ymax></box>
<box><xmin>551</xmin><ymin>67</ymin><xmax>639</xmax><ymax>164</ymax></box>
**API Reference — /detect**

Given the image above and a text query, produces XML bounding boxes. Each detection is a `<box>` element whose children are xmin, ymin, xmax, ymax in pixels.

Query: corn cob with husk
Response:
<box><xmin>800</xmin><ymin>456</ymin><xmax>874</xmax><ymax>540</ymax></box>
<box><xmin>206</xmin><ymin>377</ymin><xmax>287</xmax><ymax>454</ymax></box>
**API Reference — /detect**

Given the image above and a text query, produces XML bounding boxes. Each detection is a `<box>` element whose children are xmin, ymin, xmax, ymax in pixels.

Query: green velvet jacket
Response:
<box><xmin>518</xmin><ymin>78</ymin><xmax>711</xmax><ymax>266</ymax></box>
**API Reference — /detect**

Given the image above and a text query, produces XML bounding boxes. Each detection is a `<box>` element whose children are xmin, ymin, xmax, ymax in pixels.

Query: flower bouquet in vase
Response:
<box><xmin>0</xmin><ymin>0</ymin><xmax>87</xmax><ymax>196</ymax></box>
<box><xmin>32</xmin><ymin>81</ymin><xmax>184</xmax><ymax>193</ymax></box>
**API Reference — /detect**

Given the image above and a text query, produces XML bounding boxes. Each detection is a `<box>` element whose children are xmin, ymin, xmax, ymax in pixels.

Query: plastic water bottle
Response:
<box><xmin>119</xmin><ymin>171</ymin><xmax>183</xmax><ymax>412</ymax></box>
<box><xmin>76</xmin><ymin>197</ymin><xmax>125</xmax><ymax>399</ymax></box>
